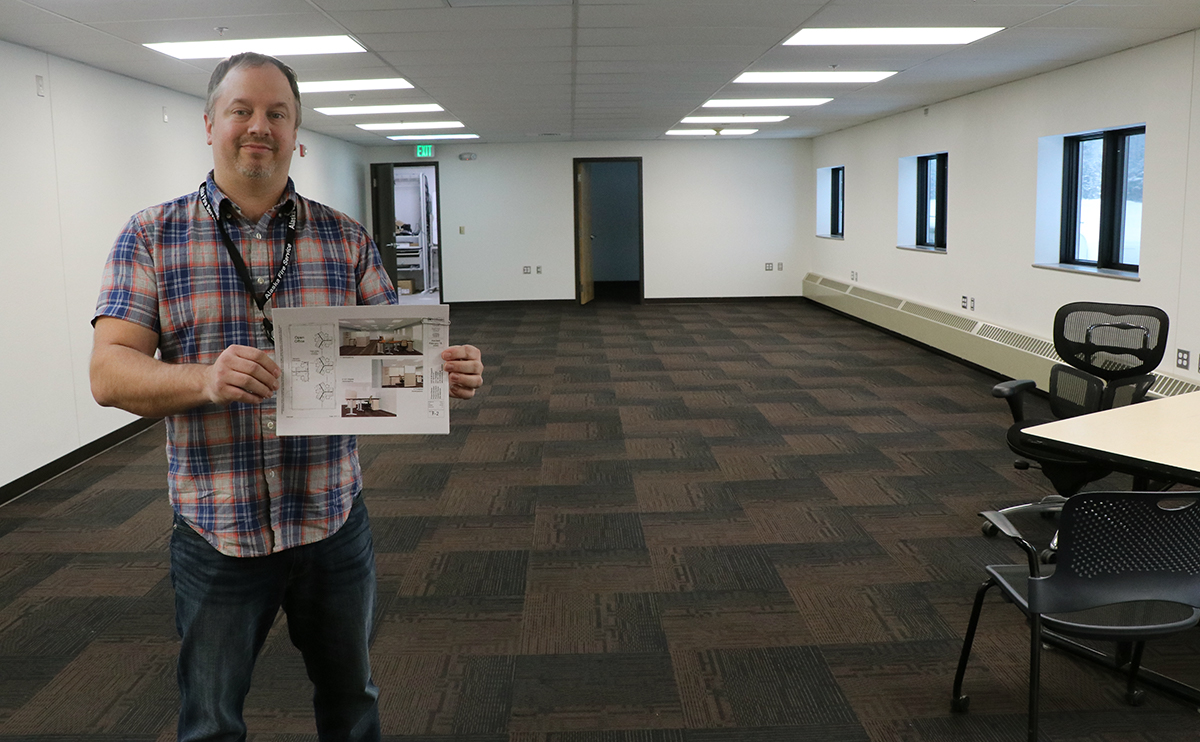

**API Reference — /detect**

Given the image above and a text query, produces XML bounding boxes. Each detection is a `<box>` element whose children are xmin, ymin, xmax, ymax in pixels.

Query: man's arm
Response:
<box><xmin>90</xmin><ymin>316</ymin><xmax>281</xmax><ymax>417</ymax></box>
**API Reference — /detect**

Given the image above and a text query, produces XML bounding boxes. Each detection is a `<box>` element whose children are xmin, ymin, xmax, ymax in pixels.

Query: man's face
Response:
<box><xmin>205</xmin><ymin>64</ymin><xmax>298</xmax><ymax>187</ymax></box>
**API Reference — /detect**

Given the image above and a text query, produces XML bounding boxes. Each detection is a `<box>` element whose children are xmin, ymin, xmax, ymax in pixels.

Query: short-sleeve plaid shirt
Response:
<box><xmin>95</xmin><ymin>172</ymin><xmax>397</xmax><ymax>557</ymax></box>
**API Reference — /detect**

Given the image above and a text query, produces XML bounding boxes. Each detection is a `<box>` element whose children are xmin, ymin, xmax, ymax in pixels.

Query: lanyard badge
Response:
<box><xmin>199</xmin><ymin>182</ymin><xmax>295</xmax><ymax>344</ymax></box>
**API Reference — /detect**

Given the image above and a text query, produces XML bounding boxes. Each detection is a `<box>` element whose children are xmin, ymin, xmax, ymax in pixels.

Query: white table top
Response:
<box><xmin>1023</xmin><ymin>391</ymin><xmax>1200</xmax><ymax>477</ymax></box>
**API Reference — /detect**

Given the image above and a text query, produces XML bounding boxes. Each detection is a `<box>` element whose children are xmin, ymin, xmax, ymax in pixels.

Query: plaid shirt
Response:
<box><xmin>95</xmin><ymin>172</ymin><xmax>397</xmax><ymax>557</ymax></box>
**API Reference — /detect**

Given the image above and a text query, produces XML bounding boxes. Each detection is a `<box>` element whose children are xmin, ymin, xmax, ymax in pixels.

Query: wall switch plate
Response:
<box><xmin>1177</xmin><ymin>349</ymin><xmax>1190</xmax><ymax>369</ymax></box>
<box><xmin>536</xmin><ymin>266</ymin><xmax>542</xmax><ymax>274</ymax></box>
<box><xmin>35</xmin><ymin>75</ymin><xmax>45</xmax><ymax>97</ymax></box>
<box><xmin>961</xmin><ymin>296</ymin><xmax>968</xmax><ymax>309</ymax></box>
<box><xmin>459</xmin><ymin>226</ymin><xmax>465</xmax><ymax>234</ymax></box>
<box><xmin>522</xmin><ymin>266</ymin><xmax>531</xmax><ymax>274</ymax></box>
<box><xmin>765</xmin><ymin>262</ymin><xmax>773</xmax><ymax>271</ymax></box>
<box><xmin>777</xmin><ymin>262</ymin><xmax>783</xmax><ymax>271</ymax></box>
<box><xmin>970</xmin><ymin>297</ymin><xmax>975</xmax><ymax>311</ymax></box>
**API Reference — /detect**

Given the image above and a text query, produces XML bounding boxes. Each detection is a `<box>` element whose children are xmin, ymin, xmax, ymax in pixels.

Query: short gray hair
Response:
<box><xmin>205</xmin><ymin>52</ymin><xmax>302</xmax><ymax>128</ymax></box>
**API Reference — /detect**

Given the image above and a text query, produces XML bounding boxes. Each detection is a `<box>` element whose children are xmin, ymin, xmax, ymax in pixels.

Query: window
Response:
<box><xmin>830</xmin><ymin>166</ymin><xmax>845</xmax><ymax>237</ymax></box>
<box><xmin>1060</xmin><ymin>126</ymin><xmax>1144</xmax><ymax>271</ymax></box>
<box><xmin>815</xmin><ymin>165</ymin><xmax>845</xmax><ymax>239</ymax></box>
<box><xmin>916</xmin><ymin>153</ymin><xmax>947</xmax><ymax>248</ymax></box>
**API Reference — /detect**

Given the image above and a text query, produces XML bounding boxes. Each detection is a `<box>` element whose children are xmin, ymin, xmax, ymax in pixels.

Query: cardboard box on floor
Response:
<box><xmin>396</xmin><ymin>280</ymin><xmax>414</xmax><ymax>295</ymax></box>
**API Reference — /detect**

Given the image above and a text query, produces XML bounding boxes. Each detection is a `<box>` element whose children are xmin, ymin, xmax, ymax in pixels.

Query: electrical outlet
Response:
<box><xmin>1177</xmin><ymin>349</ymin><xmax>1190</xmax><ymax>370</ymax></box>
<box><xmin>522</xmin><ymin>265</ymin><xmax>531</xmax><ymax>274</ymax></box>
<box><xmin>777</xmin><ymin>262</ymin><xmax>783</xmax><ymax>271</ymax></box>
<box><xmin>850</xmin><ymin>271</ymin><xmax>858</xmax><ymax>281</ymax></box>
<box><xmin>765</xmin><ymin>262</ymin><xmax>773</xmax><ymax>271</ymax></box>
<box><xmin>459</xmin><ymin>226</ymin><xmax>465</xmax><ymax>234</ymax></box>
<box><xmin>970</xmin><ymin>297</ymin><xmax>975</xmax><ymax>311</ymax></box>
<box><xmin>961</xmin><ymin>296</ymin><xmax>968</xmax><ymax>309</ymax></box>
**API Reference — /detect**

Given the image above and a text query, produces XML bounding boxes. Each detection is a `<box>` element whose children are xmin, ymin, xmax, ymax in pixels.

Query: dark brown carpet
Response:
<box><xmin>2</xmin><ymin>298</ymin><xmax>1199</xmax><ymax>741</ymax></box>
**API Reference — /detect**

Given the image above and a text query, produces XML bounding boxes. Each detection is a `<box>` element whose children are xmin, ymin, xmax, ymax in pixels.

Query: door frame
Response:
<box><xmin>369</xmin><ymin>160</ymin><xmax>443</xmax><ymax>302</ymax></box>
<box><xmin>572</xmin><ymin>157</ymin><xmax>645</xmax><ymax>304</ymax></box>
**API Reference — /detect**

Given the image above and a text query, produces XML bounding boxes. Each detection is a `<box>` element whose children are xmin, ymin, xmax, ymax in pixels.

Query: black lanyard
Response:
<box><xmin>198</xmin><ymin>182</ymin><xmax>295</xmax><ymax>344</ymax></box>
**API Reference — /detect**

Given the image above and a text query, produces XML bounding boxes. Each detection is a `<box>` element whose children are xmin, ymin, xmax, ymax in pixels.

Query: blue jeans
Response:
<box><xmin>169</xmin><ymin>496</ymin><xmax>381</xmax><ymax>742</ymax></box>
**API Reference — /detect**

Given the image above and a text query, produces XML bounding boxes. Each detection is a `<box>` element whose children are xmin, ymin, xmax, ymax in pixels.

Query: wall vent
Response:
<box><xmin>849</xmin><ymin>286</ymin><xmax>904</xmax><ymax>309</ymax></box>
<box><xmin>802</xmin><ymin>273</ymin><xmax>1200</xmax><ymax>399</ymax></box>
<box><xmin>977</xmin><ymin>324</ymin><xmax>1060</xmax><ymax>361</ymax></box>
<box><xmin>819</xmin><ymin>277</ymin><xmax>852</xmax><ymax>293</ymax></box>
<box><xmin>1151</xmin><ymin>375</ymin><xmax>1200</xmax><ymax>397</ymax></box>
<box><xmin>901</xmin><ymin>301</ymin><xmax>979</xmax><ymax>332</ymax></box>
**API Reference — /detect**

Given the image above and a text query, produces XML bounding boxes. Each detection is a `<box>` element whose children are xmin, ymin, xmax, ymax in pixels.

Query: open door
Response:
<box><xmin>369</xmin><ymin>162</ymin><xmax>443</xmax><ymax>302</ymax></box>
<box><xmin>574</xmin><ymin>161</ymin><xmax>594</xmax><ymax>305</ymax></box>
<box><xmin>370</xmin><ymin>163</ymin><xmax>397</xmax><ymax>284</ymax></box>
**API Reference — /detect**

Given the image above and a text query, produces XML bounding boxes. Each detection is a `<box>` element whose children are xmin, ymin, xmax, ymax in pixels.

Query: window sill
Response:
<box><xmin>816</xmin><ymin>234</ymin><xmax>844</xmax><ymax>241</ymax></box>
<box><xmin>896</xmin><ymin>244</ymin><xmax>946</xmax><ymax>254</ymax></box>
<box><xmin>1031</xmin><ymin>263</ymin><xmax>1140</xmax><ymax>281</ymax></box>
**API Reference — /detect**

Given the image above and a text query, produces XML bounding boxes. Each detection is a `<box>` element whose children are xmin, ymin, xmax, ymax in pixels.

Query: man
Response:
<box><xmin>89</xmin><ymin>52</ymin><xmax>483</xmax><ymax>742</ymax></box>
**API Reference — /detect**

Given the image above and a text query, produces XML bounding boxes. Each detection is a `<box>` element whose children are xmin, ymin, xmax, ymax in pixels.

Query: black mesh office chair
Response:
<box><xmin>951</xmin><ymin>491</ymin><xmax>1200</xmax><ymax>742</ymax></box>
<box><xmin>989</xmin><ymin>302</ymin><xmax>1169</xmax><ymax>535</ymax></box>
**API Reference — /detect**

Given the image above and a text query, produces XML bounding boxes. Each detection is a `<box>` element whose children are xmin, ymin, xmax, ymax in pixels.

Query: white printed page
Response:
<box><xmin>272</xmin><ymin>304</ymin><xmax>451</xmax><ymax>436</ymax></box>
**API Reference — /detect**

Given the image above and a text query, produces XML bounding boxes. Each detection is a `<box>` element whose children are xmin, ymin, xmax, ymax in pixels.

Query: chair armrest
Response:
<box><xmin>992</xmin><ymin>379</ymin><xmax>1037</xmax><ymax>422</ymax></box>
<box><xmin>980</xmin><ymin>510</ymin><xmax>1041</xmax><ymax>576</ymax></box>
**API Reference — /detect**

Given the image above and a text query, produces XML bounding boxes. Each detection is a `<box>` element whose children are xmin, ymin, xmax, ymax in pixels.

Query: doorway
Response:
<box><xmin>573</xmin><ymin>158</ymin><xmax>644</xmax><ymax>304</ymax></box>
<box><xmin>370</xmin><ymin>162</ymin><xmax>442</xmax><ymax>303</ymax></box>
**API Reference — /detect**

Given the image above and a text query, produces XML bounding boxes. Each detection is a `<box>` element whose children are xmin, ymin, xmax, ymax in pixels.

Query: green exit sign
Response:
<box><xmin>414</xmin><ymin>144</ymin><xmax>435</xmax><ymax>159</ymax></box>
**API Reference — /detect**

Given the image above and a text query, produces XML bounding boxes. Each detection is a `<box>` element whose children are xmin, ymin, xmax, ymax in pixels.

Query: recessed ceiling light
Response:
<box><xmin>387</xmin><ymin>133</ymin><xmax>480</xmax><ymax>140</ymax></box>
<box><xmin>357</xmin><ymin>121</ymin><xmax>465</xmax><ymax>131</ymax></box>
<box><xmin>298</xmin><ymin>78</ymin><xmax>413</xmax><ymax>93</ymax></box>
<box><xmin>785</xmin><ymin>27</ymin><xmax>1003</xmax><ymax>45</ymax></box>
<box><xmin>144</xmin><ymin>35</ymin><xmax>365</xmax><ymax>60</ymax></box>
<box><xmin>316</xmin><ymin>104</ymin><xmax>445</xmax><ymax>116</ymax></box>
<box><xmin>703</xmin><ymin>98</ymin><xmax>831</xmax><ymax>108</ymax></box>
<box><xmin>718</xmin><ymin>129</ymin><xmax>758</xmax><ymax>136</ymax></box>
<box><xmin>735</xmin><ymin>71</ymin><xmax>896</xmax><ymax>84</ymax></box>
<box><xmin>681</xmin><ymin>115</ymin><xmax>788</xmax><ymax>124</ymax></box>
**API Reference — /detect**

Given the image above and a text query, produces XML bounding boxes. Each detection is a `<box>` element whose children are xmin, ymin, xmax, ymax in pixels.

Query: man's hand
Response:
<box><xmin>442</xmin><ymin>345</ymin><xmax>484</xmax><ymax>399</ymax></box>
<box><xmin>204</xmin><ymin>345</ymin><xmax>282</xmax><ymax>405</ymax></box>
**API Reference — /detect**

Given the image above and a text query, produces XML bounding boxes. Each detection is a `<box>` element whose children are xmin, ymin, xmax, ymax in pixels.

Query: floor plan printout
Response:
<box><xmin>272</xmin><ymin>304</ymin><xmax>451</xmax><ymax>436</ymax></box>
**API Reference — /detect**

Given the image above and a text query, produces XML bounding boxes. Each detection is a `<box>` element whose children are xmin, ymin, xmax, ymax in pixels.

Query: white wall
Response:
<box><xmin>809</xmin><ymin>31</ymin><xmax>1200</xmax><ymax>376</ymax></box>
<box><xmin>0</xmin><ymin>40</ymin><xmax>367</xmax><ymax>490</ymax></box>
<box><xmin>360</xmin><ymin>139</ymin><xmax>811</xmax><ymax>302</ymax></box>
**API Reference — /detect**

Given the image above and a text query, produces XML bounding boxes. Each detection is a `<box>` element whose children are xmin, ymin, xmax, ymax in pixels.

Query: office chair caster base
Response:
<box><xmin>982</xmin><ymin>521</ymin><xmax>1000</xmax><ymax>538</ymax></box>
<box><xmin>1039</xmin><ymin>549</ymin><xmax>1057</xmax><ymax>564</ymax></box>
<box><xmin>951</xmin><ymin>695</ymin><xmax>970</xmax><ymax>713</ymax></box>
<box><xmin>1126</xmin><ymin>689</ymin><xmax>1145</xmax><ymax>706</ymax></box>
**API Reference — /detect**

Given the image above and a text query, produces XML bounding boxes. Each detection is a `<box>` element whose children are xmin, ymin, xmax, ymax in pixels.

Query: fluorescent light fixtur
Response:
<box><xmin>785</xmin><ymin>27</ymin><xmax>1003</xmax><ymax>46</ymax></box>
<box><xmin>681</xmin><ymin>115</ymin><xmax>788</xmax><ymax>124</ymax></box>
<box><xmin>666</xmin><ymin>129</ymin><xmax>758</xmax><ymax>137</ymax></box>
<box><xmin>703</xmin><ymin>98</ymin><xmax>831</xmax><ymax>108</ymax></box>
<box><xmin>357</xmin><ymin>122</ymin><xmax>465</xmax><ymax>131</ymax></box>
<box><xmin>735</xmin><ymin>71</ymin><xmax>896</xmax><ymax>84</ymax></box>
<box><xmin>387</xmin><ymin>134</ymin><xmax>480</xmax><ymax>141</ymax></box>
<box><xmin>145</xmin><ymin>35</ymin><xmax>365</xmax><ymax>60</ymax></box>
<box><xmin>316</xmin><ymin>104</ymin><xmax>445</xmax><ymax>116</ymax></box>
<box><xmin>298</xmin><ymin>78</ymin><xmax>413</xmax><ymax>93</ymax></box>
